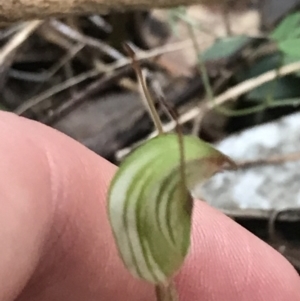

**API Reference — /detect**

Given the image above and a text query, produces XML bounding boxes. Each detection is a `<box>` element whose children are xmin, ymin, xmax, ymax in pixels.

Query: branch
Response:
<box><xmin>0</xmin><ymin>0</ymin><xmax>202</xmax><ymax>24</ymax></box>
<box><xmin>157</xmin><ymin>60</ymin><xmax>300</xmax><ymax>135</ymax></box>
<box><xmin>233</xmin><ymin>151</ymin><xmax>300</xmax><ymax>170</ymax></box>
<box><xmin>116</xmin><ymin>60</ymin><xmax>300</xmax><ymax>160</ymax></box>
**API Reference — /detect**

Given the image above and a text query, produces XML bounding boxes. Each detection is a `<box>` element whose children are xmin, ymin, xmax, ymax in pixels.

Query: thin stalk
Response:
<box><xmin>144</xmin><ymin>62</ymin><xmax>188</xmax><ymax>301</ymax></box>
<box><xmin>215</xmin><ymin>102</ymin><xmax>266</xmax><ymax>116</ymax></box>
<box><xmin>156</xmin><ymin>93</ymin><xmax>188</xmax><ymax>195</ymax></box>
<box><xmin>169</xmin><ymin>8</ymin><xmax>218</xmax><ymax>38</ymax></box>
<box><xmin>124</xmin><ymin>43</ymin><xmax>163</xmax><ymax>135</ymax></box>
<box><xmin>187</xmin><ymin>24</ymin><xmax>215</xmax><ymax>104</ymax></box>
<box><xmin>216</xmin><ymin>52</ymin><xmax>295</xmax><ymax>117</ymax></box>
<box><xmin>155</xmin><ymin>281</ymin><xmax>178</xmax><ymax>301</ymax></box>
<box><xmin>186</xmin><ymin>23</ymin><xmax>215</xmax><ymax>134</ymax></box>
<box><xmin>216</xmin><ymin>97</ymin><xmax>300</xmax><ymax>117</ymax></box>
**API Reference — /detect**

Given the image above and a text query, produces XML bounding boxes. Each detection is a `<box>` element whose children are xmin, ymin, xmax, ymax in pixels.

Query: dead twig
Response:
<box><xmin>49</xmin><ymin>19</ymin><xmax>124</xmax><ymax>60</ymax></box>
<box><xmin>0</xmin><ymin>20</ymin><xmax>43</xmax><ymax>89</ymax></box>
<box><xmin>221</xmin><ymin>207</ymin><xmax>300</xmax><ymax>222</ymax></box>
<box><xmin>88</xmin><ymin>15</ymin><xmax>112</xmax><ymax>34</ymax></box>
<box><xmin>10</xmin><ymin>43</ymin><xmax>84</xmax><ymax>83</ymax></box>
<box><xmin>0</xmin><ymin>20</ymin><xmax>43</xmax><ymax>65</ymax></box>
<box><xmin>14</xmin><ymin>69</ymin><xmax>99</xmax><ymax>115</ymax></box>
<box><xmin>14</xmin><ymin>39</ymin><xmax>193</xmax><ymax>115</ymax></box>
<box><xmin>106</xmin><ymin>39</ymin><xmax>193</xmax><ymax>71</ymax></box>
<box><xmin>116</xmin><ymin>60</ymin><xmax>300</xmax><ymax>160</ymax></box>
<box><xmin>160</xmin><ymin>60</ymin><xmax>300</xmax><ymax>135</ymax></box>
<box><xmin>0</xmin><ymin>0</ymin><xmax>208</xmax><ymax>24</ymax></box>
<box><xmin>41</xmin><ymin>65</ymin><xmax>135</xmax><ymax>125</ymax></box>
<box><xmin>0</xmin><ymin>23</ymin><xmax>24</xmax><ymax>40</ymax></box>
<box><xmin>233</xmin><ymin>152</ymin><xmax>300</xmax><ymax>170</ymax></box>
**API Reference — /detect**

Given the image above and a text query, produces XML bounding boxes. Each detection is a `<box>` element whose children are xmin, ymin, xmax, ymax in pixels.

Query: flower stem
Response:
<box><xmin>124</xmin><ymin>43</ymin><xmax>163</xmax><ymax>135</ymax></box>
<box><xmin>155</xmin><ymin>280</ymin><xmax>178</xmax><ymax>301</ymax></box>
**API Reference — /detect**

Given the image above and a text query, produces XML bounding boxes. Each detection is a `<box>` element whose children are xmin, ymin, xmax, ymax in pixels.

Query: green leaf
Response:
<box><xmin>247</xmin><ymin>76</ymin><xmax>300</xmax><ymax>101</ymax></box>
<box><xmin>283</xmin><ymin>55</ymin><xmax>300</xmax><ymax>76</ymax></box>
<box><xmin>270</xmin><ymin>12</ymin><xmax>300</xmax><ymax>41</ymax></box>
<box><xmin>270</xmin><ymin>13</ymin><xmax>300</xmax><ymax>60</ymax></box>
<box><xmin>201</xmin><ymin>35</ymin><xmax>251</xmax><ymax>61</ymax></box>
<box><xmin>236</xmin><ymin>53</ymin><xmax>300</xmax><ymax>101</ymax></box>
<box><xmin>288</xmin><ymin>27</ymin><xmax>300</xmax><ymax>40</ymax></box>
<box><xmin>278</xmin><ymin>38</ymin><xmax>300</xmax><ymax>57</ymax></box>
<box><xmin>283</xmin><ymin>54</ymin><xmax>300</xmax><ymax>64</ymax></box>
<box><xmin>108</xmin><ymin>134</ymin><xmax>234</xmax><ymax>284</ymax></box>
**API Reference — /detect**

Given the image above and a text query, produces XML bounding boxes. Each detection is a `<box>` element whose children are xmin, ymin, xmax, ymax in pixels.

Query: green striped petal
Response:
<box><xmin>107</xmin><ymin>133</ymin><xmax>234</xmax><ymax>284</ymax></box>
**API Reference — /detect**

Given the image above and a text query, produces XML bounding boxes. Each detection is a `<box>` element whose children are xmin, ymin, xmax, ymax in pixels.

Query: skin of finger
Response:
<box><xmin>0</xmin><ymin>112</ymin><xmax>298</xmax><ymax>301</ymax></box>
<box><xmin>0</xmin><ymin>114</ymin><xmax>59</xmax><ymax>301</ymax></box>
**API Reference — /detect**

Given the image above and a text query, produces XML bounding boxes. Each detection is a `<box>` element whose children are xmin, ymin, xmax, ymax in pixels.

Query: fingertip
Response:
<box><xmin>0</xmin><ymin>112</ymin><xmax>299</xmax><ymax>301</ymax></box>
<box><xmin>0</xmin><ymin>112</ymin><xmax>154</xmax><ymax>301</ymax></box>
<box><xmin>0</xmin><ymin>112</ymin><xmax>57</xmax><ymax>300</ymax></box>
<box><xmin>176</xmin><ymin>201</ymin><xmax>300</xmax><ymax>301</ymax></box>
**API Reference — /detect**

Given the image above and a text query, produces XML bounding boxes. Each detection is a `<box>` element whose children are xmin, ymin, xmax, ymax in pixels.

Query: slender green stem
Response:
<box><xmin>185</xmin><ymin>23</ymin><xmax>216</xmax><ymax>134</ymax></box>
<box><xmin>215</xmin><ymin>97</ymin><xmax>300</xmax><ymax>117</ymax></box>
<box><xmin>156</xmin><ymin>93</ymin><xmax>188</xmax><ymax>199</ymax></box>
<box><xmin>154</xmin><ymin>92</ymin><xmax>190</xmax><ymax>301</ymax></box>
<box><xmin>183</xmin><ymin>15</ymin><xmax>294</xmax><ymax>122</ymax></box>
<box><xmin>169</xmin><ymin>8</ymin><xmax>218</xmax><ymax>38</ymax></box>
<box><xmin>215</xmin><ymin>103</ymin><xmax>266</xmax><ymax>116</ymax></box>
<box><xmin>216</xmin><ymin>53</ymin><xmax>293</xmax><ymax>117</ymax></box>
<box><xmin>187</xmin><ymin>24</ymin><xmax>215</xmax><ymax>105</ymax></box>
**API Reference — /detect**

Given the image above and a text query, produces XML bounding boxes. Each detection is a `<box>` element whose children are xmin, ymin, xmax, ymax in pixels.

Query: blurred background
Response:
<box><xmin>1</xmin><ymin>0</ymin><xmax>300</xmax><ymax>275</ymax></box>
